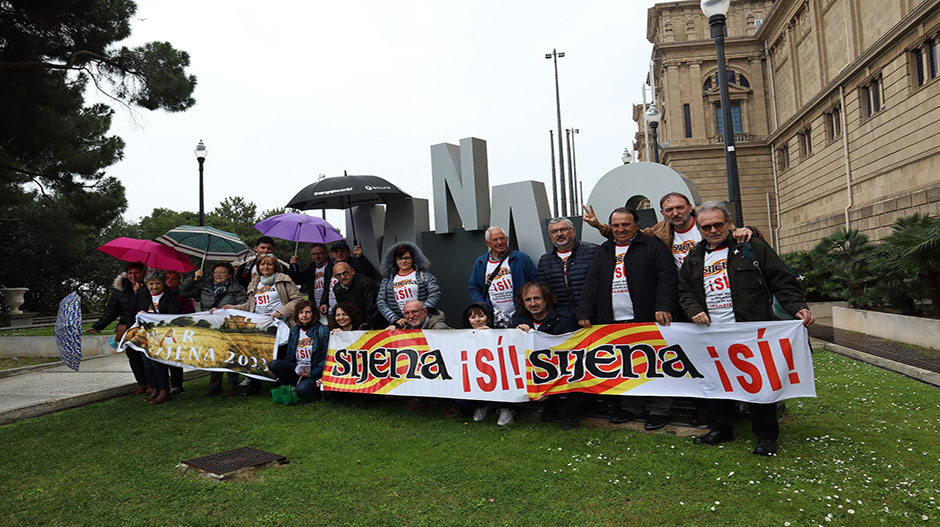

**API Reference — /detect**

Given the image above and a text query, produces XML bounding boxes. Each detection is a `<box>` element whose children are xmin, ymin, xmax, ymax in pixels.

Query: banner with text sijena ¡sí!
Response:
<box><xmin>119</xmin><ymin>309</ymin><xmax>291</xmax><ymax>381</ymax></box>
<box><xmin>528</xmin><ymin>321</ymin><xmax>815</xmax><ymax>404</ymax></box>
<box><xmin>323</xmin><ymin>328</ymin><xmax>529</xmax><ymax>402</ymax></box>
<box><xmin>324</xmin><ymin>321</ymin><xmax>814</xmax><ymax>404</ymax></box>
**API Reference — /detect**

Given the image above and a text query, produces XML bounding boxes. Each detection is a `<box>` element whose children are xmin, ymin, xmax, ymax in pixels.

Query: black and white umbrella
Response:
<box><xmin>285</xmin><ymin>172</ymin><xmax>410</xmax><ymax>243</ymax></box>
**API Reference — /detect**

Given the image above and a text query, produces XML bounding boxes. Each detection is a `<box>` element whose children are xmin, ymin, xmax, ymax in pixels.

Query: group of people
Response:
<box><xmin>91</xmin><ymin>191</ymin><xmax>814</xmax><ymax>455</ymax></box>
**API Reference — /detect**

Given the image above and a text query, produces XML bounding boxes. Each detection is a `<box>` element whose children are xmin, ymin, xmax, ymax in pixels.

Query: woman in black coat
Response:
<box><xmin>136</xmin><ymin>269</ymin><xmax>181</xmax><ymax>405</ymax></box>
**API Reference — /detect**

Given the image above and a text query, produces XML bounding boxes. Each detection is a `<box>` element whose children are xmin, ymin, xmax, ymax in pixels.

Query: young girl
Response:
<box><xmin>268</xmin><ymin>300</ymin><xmax>330</xmax><ymax>401</ymax></box>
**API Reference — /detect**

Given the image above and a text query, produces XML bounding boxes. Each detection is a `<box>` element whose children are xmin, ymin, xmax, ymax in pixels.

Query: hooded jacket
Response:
<box><xmin>377</xmin><ymin>241</ymin><xmax>441</xmax><ymax>323</ymax></box>
<box><xmin>92</xmin><ymin>274</ymin><xmax>141</xmax><ymax>331</ymax></box>
<box><xmin>179</xmin><ymin>276</ymin><xmax>248</xmax><ymax>310</ymax></box>
<box><xmin>229</xmin><ymin>272</ymin><xmax>303</xmax><ymax>321</ymax></box>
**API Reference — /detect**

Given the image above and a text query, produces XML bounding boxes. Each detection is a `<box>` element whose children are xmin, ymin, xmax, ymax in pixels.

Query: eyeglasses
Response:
<box><xmin>402</xmin><ymin>309</ymin><xmax>424</xmax><ymax>316</ymax></box>
<box><xmin>549</xmin><ymin>227</ymin><xmax>572</xmax><ymax>235</ymax></box>
<box><xmin>396</xmin><ymin>255</ymin><xmax>412</xmax><ymax>261</ymax></box>
<box><xmin>699</xmin><ymin>222</ymin><xmax>726</xmax><ymax>232</ymax></box>
<box><xmin>334</xmin><ymin>271</ymin><xmax>351</xmax><ymax>277</ymax></box>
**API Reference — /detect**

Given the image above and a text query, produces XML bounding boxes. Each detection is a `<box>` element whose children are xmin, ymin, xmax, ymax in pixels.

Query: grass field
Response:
<box><xmin>0</xmin><ymin>351</ymin><xmax>936</xmax><ymax>526</ymax></box>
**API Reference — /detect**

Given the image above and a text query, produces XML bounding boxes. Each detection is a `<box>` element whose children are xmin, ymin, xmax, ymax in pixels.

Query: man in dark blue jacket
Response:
<box><xmin>467</xmin><ymin>226</ymin><xmax>537</xmax><ymax>328</ymax></box>
<box><xmin>537</xmin><ymin>218</ymin><xmax>598</xmax><ymax>317</ymax></box>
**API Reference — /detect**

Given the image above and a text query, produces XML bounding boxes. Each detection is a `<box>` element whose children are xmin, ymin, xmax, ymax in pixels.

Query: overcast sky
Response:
<box><xmin>97</xmin><ymin>0</ymin><xmax>662</xmax><ymax>230</ymax></box>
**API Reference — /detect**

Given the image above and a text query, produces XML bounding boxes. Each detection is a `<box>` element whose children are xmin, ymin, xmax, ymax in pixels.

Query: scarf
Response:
<box><xmin>259</xmin><ymin>274</ymin><xmax>276</xmax><ymax>286</ymax></box>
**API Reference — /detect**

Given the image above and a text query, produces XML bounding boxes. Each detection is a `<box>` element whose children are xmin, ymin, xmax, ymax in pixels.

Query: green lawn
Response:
<box><xmin>0</xmin><ymin>321</ymin><xmax>116</xmax><ymax>337</ymax></box>
<box><xmin>0</xmin><ymin>357</ymin><xmax>59</xmax><ymax>370</ymax></box>
<box><xmin>0</xmin><ymin>351</ymin><xmax>936</xmax><ymax>526</ymax></box>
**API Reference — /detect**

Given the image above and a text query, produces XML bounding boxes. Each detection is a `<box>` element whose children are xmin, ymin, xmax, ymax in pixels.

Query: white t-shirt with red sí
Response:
<box><xmin>294</xmin><ymin>334</ymin><xmax>313</xmax><ymax>376</ymax></box>
<box><xmin>313</xmin><ymin>262</ymin><xmax>334</xmax><ymax>324</ymax></box>
<box><xmin>393</xmin><ymin>269</ymin><xmax>419</xmax><ymax>312</ymax></box>
<box><xmin>671</xmin><ymin>218</ymin><xmax>702</xmax><ymax>269</ymax></box>
<box><xmin>611</xmin><ymin>243</ymin><xmax>634</xmax><ymax>321</ymax></box>
<box><xmin>486</xmin><ymin>257</ymin><xmax>515</xmax><ymax>318</ymax></box>
<box><xmin>254</xmin><ymin>283</ymin><xmax>282</xmax><ymax>315</ymax></box>
<box><xmin>555</xmin><ymin>249</ymin><xmax>572</xmax><ymax>276</ymax></box>
<box><xmin>703</xmin><ymin>247</ymin><xmax>735</xmax><ymax>323</ymax></box>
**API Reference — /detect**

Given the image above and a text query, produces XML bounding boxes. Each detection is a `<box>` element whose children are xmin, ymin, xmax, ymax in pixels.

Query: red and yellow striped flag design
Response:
<box><xmin>322</xmin><ymin>329</ymin><xmax>430</xmax><ymax>394</ymax></box>
<box><xmin>526</xmin><ymin>323</ymin><xmax>667</xmax><ymax>399</ymax></box>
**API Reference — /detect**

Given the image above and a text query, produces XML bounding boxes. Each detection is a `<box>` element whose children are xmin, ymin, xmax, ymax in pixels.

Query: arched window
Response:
<box><xmin>703</xmin><ymin>71</ymin><xmax>750</xmax><ymax>92</ymax></box>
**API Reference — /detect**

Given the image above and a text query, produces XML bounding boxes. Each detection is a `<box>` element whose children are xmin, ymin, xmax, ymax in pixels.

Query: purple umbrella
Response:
<box><xmin>253</xmin><ymin>212</ymin><xmax>344</xmax><ymax>254</ymax></box>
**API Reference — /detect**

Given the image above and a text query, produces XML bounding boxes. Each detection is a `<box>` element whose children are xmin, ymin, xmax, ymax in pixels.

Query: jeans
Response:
<box><xmin>269</xmin><ymin>359</ymin><xmax>319</xmax><ymax>400</ymax></box>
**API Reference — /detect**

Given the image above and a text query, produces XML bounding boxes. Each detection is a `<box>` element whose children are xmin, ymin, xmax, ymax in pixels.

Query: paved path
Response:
<box><xmin>809</xmin><ymin>324</ymin><xmax>940</xmax><ymax>374</ymax></box>
<box><xmin>0</xmin><ymin>354</ymin><xmax>139</xmax><ymax>425</ymax></box>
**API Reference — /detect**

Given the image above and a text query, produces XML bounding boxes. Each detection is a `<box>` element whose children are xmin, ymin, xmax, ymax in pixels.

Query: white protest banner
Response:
<box><xmin>120</xmin><ymin>310</ymin><xmax>290</xmax><ymax>381</ymax></box>
<box><xmin>528</xmin><ymin>320</ymin><xmax>815</xmax><ymax>404</ymax></box>
<box><xmin>323</xmin><ymin>329</ymin><xmax>528</xmax><ymax>402</ymax></box>
<box><xmin>323</xmin><ymin>321</ymin><xmax>814</xmax><ymax>403</ymax></box>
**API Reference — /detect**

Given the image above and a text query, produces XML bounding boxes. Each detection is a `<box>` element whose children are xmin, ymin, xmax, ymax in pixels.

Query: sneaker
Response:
<box><xmin>473</xmin><ymin>405</ymin><xmax>490</xmax><ymax>422</ymax></box>
<box><xmin>496</xmin><ymin>408</ymin><xmax>515</xmax><ymax>426</ymax></box>
<box><xmin>239</xmin><ymin>377</ymin><xmax>251</xmax><ymax>387</ymax></box>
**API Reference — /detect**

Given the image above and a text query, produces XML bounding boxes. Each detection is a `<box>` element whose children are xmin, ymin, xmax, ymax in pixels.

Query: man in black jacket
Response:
<box><xmin>331</xmin><ymin>262</ymin><xmax>382</xmax><ymax>329</ymax></box>
<box><xmin>511</xmin><ymin>281</ymin><xmax>581</xmax><ymax>430</ymax></box>
<box><xmin>329</xmin><ymin>241</ymin><xmax>380</xmax><ymax>282</ymax></box>
<box><xmin>536</xmin><ymin>218</ymin><xmax>598</xmax><ymax>316</ymax></box>
<box><xmin>288</xmin><ymin>242</ymin><xmax>335</xmax><ymax>317</ymax></box>
<box><xmin>679</xmin><ymin>201</ymin><xmax>814</xmax><ymax>456</ymax></box>
<box><xmin>87</xmin><ymin>261</ymin><xmax>148</xmax><ymax>393</ymax></box>
<box><xmin>577</xmin><ymin>207</ymin><xmax>678</xmax><ymax>430</ymax></box>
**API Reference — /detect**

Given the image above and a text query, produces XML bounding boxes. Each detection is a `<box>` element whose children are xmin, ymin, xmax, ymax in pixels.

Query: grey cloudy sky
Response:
<box><xmin>99</xmin><ymin>0</ymin><xmax>663</xmax><ymax>230</ymax></box>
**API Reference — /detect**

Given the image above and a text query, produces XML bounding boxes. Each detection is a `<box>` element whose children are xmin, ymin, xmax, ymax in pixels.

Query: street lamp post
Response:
<box><xmin>622</xmin><ymin>148</ymin><xmax>633</xmax><ymax>164</ymax></box>
<box><xmin>568</xmin><ymin>128</ymin><xmax>579</xmax><ymax>213</ymax></box>
<box><xmin>549</xmin><ymin>130</ymin><xmax>558</xmax><ymax>216</ymax></box>
<box><xmin>546</xmin><ymin>48</ymin><xmax>567</xmax><ymax>216</ymax></box>
<box><xmin>194</xmin><ymin>140</ymin><xmax>207</xmax><ymax>226</ymax></box>
<box><xmin>646</xmin><ymin>105</ymin><xmax>662</xmax><ymax>163</ymax></box>
<box><xmin>702</xmin><ymin>0</ymin><xmax>744</xmax><ymax>224</ymax></box>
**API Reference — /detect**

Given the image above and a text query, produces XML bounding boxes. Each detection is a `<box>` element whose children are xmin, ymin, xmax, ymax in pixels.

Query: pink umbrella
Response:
<box><xmin>98</xmin><ymin>237</ymin><xmax>196</xmax><ymax>272</ymax></box>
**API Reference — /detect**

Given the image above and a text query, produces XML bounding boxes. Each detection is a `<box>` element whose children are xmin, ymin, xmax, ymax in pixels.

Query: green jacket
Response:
<box><xmin>678</xmin><ymin>237</ymin><xmax>808</xmax><ymax>322</ymax></box>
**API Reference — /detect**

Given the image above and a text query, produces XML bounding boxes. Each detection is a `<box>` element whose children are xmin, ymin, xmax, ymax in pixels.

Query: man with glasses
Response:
<box><xmin>679</xmin><ymin>201</ymin><xmax>814</xmax><ymax>456</ymax></box>
<box><xmin>332</xmin><ymin>262</ymin><xmax>383</xmax><ymax>329</ymax></box>
<box><xmin>388</xmin><ymin>300</ymin><xmax>450</xmax><ymax>330</ymax></box>
<box><xmin>536</xmin><ymin>218</ymin><xmax>598</xmax><ymax>317</ymax></box>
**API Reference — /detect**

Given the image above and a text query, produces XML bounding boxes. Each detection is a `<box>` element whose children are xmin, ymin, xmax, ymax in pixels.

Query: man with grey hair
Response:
<box><xmin>536</xmin><ymin>218</ymin><xmax>598</xmax><ymax>316</ymax></box>
<box><xmin>468</xmin><ymin>226</ymin><xmax>537</xmax><ymax>328</ymax></box>
<box><xmin>679</xmin><ymin>200</ymin><xmax>814</xmax><ymax>456</ymax></box>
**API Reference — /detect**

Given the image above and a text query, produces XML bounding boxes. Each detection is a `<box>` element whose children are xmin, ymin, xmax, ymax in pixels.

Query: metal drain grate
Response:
<box><xmin>179</xmin><ymin>447</ymin><xmax>288</xmax><ymax>479</ymax></box>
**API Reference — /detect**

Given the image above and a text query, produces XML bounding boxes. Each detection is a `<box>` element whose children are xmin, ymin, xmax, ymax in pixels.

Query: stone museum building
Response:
<box><xmin>636</xmin><ymin>0</ymin><xmax>940</xmax><ymax>252</ymax></box>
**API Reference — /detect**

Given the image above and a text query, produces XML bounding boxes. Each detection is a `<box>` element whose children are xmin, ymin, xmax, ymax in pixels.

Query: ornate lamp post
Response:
<box><xmin>702</xmin><ymin>0</ymin><xmax>744</xmax><ymax>224</ymax></box>
<box><xmin>645</xmin><ymin>104</ymin><xmax>662</xmax><ymax>163</ymax></box>
<box><xmin>622</xmin><ymin>148</ymin><xmax>633</xmax><ymax>164</ymax></box>
<box><xmin>194</xmin><ymin>140</ymin><xmax>207</xmax><ymax>226</ymax></box>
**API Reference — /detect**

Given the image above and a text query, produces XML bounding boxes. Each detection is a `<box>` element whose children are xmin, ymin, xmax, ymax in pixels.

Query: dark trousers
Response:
<box><xmin>125</xmin><ymin>348</ymin><xmax>147</xmax><ymax>386</ymax></box>
<box><xmin>707</xmin><ymin>399</ymin><xmax>779</xmax><ymax>441</ymax></box>
<box><xmin>545</xmin><ymin>392</ymin><xmax>584</xmax><ymax>416</ymax></box>
<box><xmin>208</xmin><ymin>371</ymin><xmax>240</xmax><ymax>391</ymax></box>
<box><xmin>170</xmin><ymin>366</ymin><xmax>183</xmax><ymax>389</ymax></box>
<box><xmin>269</xmin><ymin>359</ymin><xmax>319</xmax><ymax>400</ymax></box>
<box><xmin>141</xmin><ymin>355</ymin><xmax>170</xmax><ymax>391</ymax></box>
